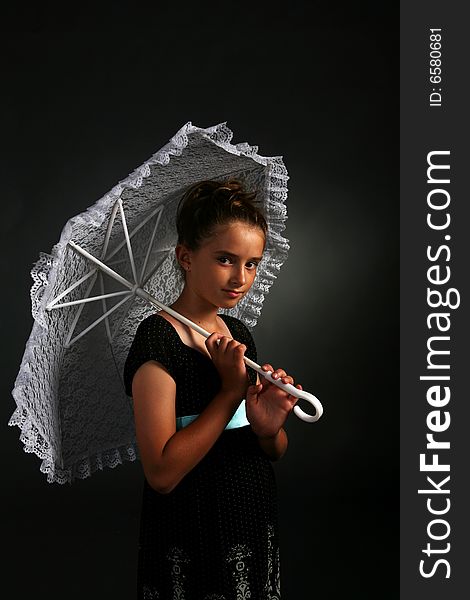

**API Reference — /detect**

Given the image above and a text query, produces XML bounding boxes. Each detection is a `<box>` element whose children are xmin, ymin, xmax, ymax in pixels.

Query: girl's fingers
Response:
<box><xmin>261</xmin><ymin>364</ymin><xmax>273</xmax><ymax>381</ymax></box>
<box><xmin>227</xmin><ymin>339</ymin><xmax>242</xmax><ymax>349</ymax></box>
<box><xmin>225</xmin><ymin>339</ymin><xmax>246</xmax><ymax>361</ymax></box>
<box><xmin>218</xmin><ymin>336</ymin><xmax>232</xmax><ymax>353</ymax></box>
<box><xmin>271</xmin><ymin>368</ymin><xmax>287</xmax><ymax>381</ymax></box>
<box><xmin>205</xmin><ymin>332</ymin><xmax>217</xmax><ymax>346</ymax></box>
<box><xmin>219</xmin><ymin>336</ymin><xmax>236</xmax><ymax>354</ymax></box>
<box><xmin>247</xmin><ymin>383</ymin><xmax>262</xmax><ymax>399</ymax></box>
<box><xmin>206</xmin><ymin>334</ymin><xmax>246</xmax><ymax>365</ymax></box>
<box><xmin>205</xmin><ymin>332</ymin><xmax>222</xmax><ymax>355</ymax></box>
<box><xmin>261</xmin><ymin>364</ymin><xmax>295</xmax><ymax>389</ymax></box>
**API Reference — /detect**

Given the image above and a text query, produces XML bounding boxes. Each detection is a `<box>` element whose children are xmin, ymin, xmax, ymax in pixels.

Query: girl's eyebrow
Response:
<box><xmin>213</xmin><ymin>250</ymin><xmax>263</xmax><ymax>261</ymax></box>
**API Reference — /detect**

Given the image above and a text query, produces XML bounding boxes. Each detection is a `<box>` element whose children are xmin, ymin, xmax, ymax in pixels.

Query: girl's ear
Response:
<box><xmin>175</xmin><ymin>244</ymin><xmax>192</xmax><ymax>272</ymax></box>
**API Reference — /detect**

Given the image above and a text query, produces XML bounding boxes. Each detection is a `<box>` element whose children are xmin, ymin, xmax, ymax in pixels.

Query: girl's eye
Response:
<box><xmin>217</xmin><ymin>257</ymin><xmax>259</xmax><ymax>269</ymax></box>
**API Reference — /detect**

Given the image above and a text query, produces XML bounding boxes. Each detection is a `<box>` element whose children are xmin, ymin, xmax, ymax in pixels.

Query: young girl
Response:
<box><xmin>124</xmin><ymin>179</ymin><xmax>302</xmax><ymax>599</ymax></box>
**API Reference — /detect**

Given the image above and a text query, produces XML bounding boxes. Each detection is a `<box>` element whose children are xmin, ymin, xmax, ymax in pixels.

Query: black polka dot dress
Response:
<box><xmin>123</xmin><ymin>313</ymin><xmax>281</xmax><ymax>600</ymax></box>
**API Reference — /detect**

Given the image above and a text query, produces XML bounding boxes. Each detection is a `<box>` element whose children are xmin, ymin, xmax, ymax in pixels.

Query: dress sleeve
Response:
<box><xmin>123</xmin><ymin>315</ymin><xmax>177</xmax><ymax>397</ymax></box>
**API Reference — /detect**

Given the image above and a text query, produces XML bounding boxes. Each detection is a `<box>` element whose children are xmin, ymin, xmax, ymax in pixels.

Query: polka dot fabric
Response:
<box><xmin>124</xmin><ymin>313</ymin><xmax>281</xmax><ymax>599</ymax></box>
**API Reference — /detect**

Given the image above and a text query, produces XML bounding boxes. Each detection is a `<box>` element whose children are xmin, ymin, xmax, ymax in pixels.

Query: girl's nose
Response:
<box><xmin>230</xmin><ymin>265</ymin><xmax>246</xmax><ymax>286</ymax></box>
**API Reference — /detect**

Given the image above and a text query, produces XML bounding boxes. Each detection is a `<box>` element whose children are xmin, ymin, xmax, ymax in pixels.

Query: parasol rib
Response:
<box><xmin>101</xmin><ymin>199</ymin><xmax>121</xmax><ymax>259</ymax></box>
<box><xmin>46</xmin><ymin>268</ymin><xmax>97</xmax><ymax>310</ymax></box>
<box><xmin>99</xmin><ymin>271</ymin><xmax>112</xmax><ymax>342</ymax></box>
<box><xmin>64</xmin><ymin>270</ymin><xmax>99</xmax><ymax>347</ymax></box>
<box><xmin>104</xmin><ymin>204</ymin><xmax>167</xmax><ymax>262</ymax></box>
<box><xmin>118</xmin><ymin>199</ymin><xmax>139</xmax><ymax>284</ymax></box>
<box><xmin>66</xmin><ymin>293</ymin><xmax>134</xmax><ymax>348</ymax></box>
<box><xmin>140</xmin><ymin>207</ymin><xmax>163</xmax><ymax>283</ymax></box>
<box><xmin>48</xmin><ymin>289</ymin><xmax>131</xmax><ymax>309</ymax></box>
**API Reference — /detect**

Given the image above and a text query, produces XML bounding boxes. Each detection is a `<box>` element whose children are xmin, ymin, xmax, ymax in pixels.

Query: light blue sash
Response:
<box><xmin>175</xmin><ymin>399</ymin><xmax>249</xmax><ymax>431</ymax></box>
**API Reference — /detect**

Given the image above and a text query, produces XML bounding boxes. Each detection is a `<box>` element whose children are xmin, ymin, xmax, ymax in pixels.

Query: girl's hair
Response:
<box><xmin>176</xmin><ymin>179</ymin><xmax>268</xmax><ymax>250</ymax></box>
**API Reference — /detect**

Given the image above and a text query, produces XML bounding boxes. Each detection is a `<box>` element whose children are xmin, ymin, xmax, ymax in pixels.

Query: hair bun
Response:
<box><xmin>176</xmin><ymin>179</ymin><xmax>267</xmax><ymax>250</ymax></box>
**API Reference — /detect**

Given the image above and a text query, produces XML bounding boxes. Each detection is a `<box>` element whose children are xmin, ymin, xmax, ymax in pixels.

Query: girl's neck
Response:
<box><xmin>169</xmin><ymin>289</ymin><xmax>221</xmax><ymax>331</ymax></box>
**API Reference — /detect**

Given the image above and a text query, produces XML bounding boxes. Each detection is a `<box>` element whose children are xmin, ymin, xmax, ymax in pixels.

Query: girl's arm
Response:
<box><xmin>132</xmin><ymin>332</ymin><xmax>249</xmax><ymax>494</ymax></box>
<box><xmin>247</xmin><ymin>367</ymin><xmax>301</xmax><ymax>461</ymax></box>
<box><xmin>256</xmin><ymin>427</ymin><xmax>288</xmax><ymax>461</ymax></box>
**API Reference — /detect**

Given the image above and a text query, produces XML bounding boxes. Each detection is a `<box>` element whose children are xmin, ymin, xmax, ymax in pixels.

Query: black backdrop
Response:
<box><xmin>2</xmin><ymin>2</ymin><xmax>398</xmax><ymax>598</ymax></box>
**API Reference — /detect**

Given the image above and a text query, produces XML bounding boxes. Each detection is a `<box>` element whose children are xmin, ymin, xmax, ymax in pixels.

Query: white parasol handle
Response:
<box><xmin>136</xmin><ymin>292</ymin><xmax>324</xmax><ymax>423</ymax></box>
<box><xmin>242</xmin><ymin>357</ymin><xmax>323</xmax><ymax>423</ymax></box>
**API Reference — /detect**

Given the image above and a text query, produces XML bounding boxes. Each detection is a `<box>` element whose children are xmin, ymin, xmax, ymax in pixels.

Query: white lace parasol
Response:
<box><xmin>9</xmin><ymin>121</ymin><xmax>291</xmax><ymax>484</ymax></box>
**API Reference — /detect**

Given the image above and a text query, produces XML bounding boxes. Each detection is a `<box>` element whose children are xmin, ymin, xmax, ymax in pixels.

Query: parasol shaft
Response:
<box><xmin>66</xmin><ymin>241</ymin><xmax>323</xmax><ymax>423</ymax></box>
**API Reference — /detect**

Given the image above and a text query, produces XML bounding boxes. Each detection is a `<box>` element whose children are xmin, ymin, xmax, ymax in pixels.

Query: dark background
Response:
<box><xmin>2</xmin><ymin>2</ymin><xmax>398</xmax><ymax>598</ymax></box>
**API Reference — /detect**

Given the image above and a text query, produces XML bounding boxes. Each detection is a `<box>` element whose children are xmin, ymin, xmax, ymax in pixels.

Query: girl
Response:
<box><xmin>124</xmin><ymin>179</ymin><xmax>302</xmax><ymax>599</ymax></box>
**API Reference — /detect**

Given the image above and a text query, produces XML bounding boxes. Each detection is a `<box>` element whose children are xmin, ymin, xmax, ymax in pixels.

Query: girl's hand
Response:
<box><xmin>205</xmin><ymin>333</ymin><xmax>250</xmax><ymax>400</ymax></box>
<box><xmin>246</xmin><ymin>363</ymin><xmax>301</xmax><ymax>439</ymax></box>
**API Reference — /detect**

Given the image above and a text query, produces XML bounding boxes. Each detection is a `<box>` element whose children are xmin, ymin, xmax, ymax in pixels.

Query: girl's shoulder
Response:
<box><xmin>136</xmin><ymin>312</ymin><xmax>255</xmax><ymax>351</ymax></box>
<box><xmin>136</xmin><ymin>311</ymin><xmax>177</xmax><ymax>336</ymax></box>
<box><xmin>124</xmin><ymin>313</ymin><xmax>179</xmax><ymax>396</ymax></box>
<box><xmin>219</xmin><ymin>314</ymin><xmax>256</xmax><ymax>348</ymax></box>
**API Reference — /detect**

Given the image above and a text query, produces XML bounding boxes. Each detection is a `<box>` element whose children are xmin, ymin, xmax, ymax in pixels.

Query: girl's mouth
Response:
<box><xmin>223</xmin><ymin>290</ymin><xmax>242</xmax><ymax>298</ymax></box>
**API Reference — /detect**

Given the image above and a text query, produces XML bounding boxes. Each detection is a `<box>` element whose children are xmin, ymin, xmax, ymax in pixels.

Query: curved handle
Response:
<box><xmin>243</xmin><ymin>357</ymin><xmax>323</xmax><ymax>423</ymax></box>
<box><xmin>269</xmin><ymin>374</ymin><xmax>323</xmax><ymax>423</ymax></box>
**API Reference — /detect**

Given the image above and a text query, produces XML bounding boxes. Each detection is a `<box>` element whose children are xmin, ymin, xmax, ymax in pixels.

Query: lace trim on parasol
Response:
<box><xmin>9</xmin><ymin>405</ymin><xmax>139</xmax><ymax>484</ymax></box>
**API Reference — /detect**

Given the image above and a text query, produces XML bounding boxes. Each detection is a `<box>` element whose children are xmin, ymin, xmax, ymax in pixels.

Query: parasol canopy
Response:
<box><xmin>9</xmin><ymin>121</ymin><xmax>322</xmax><ymax>484</ymax></box>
